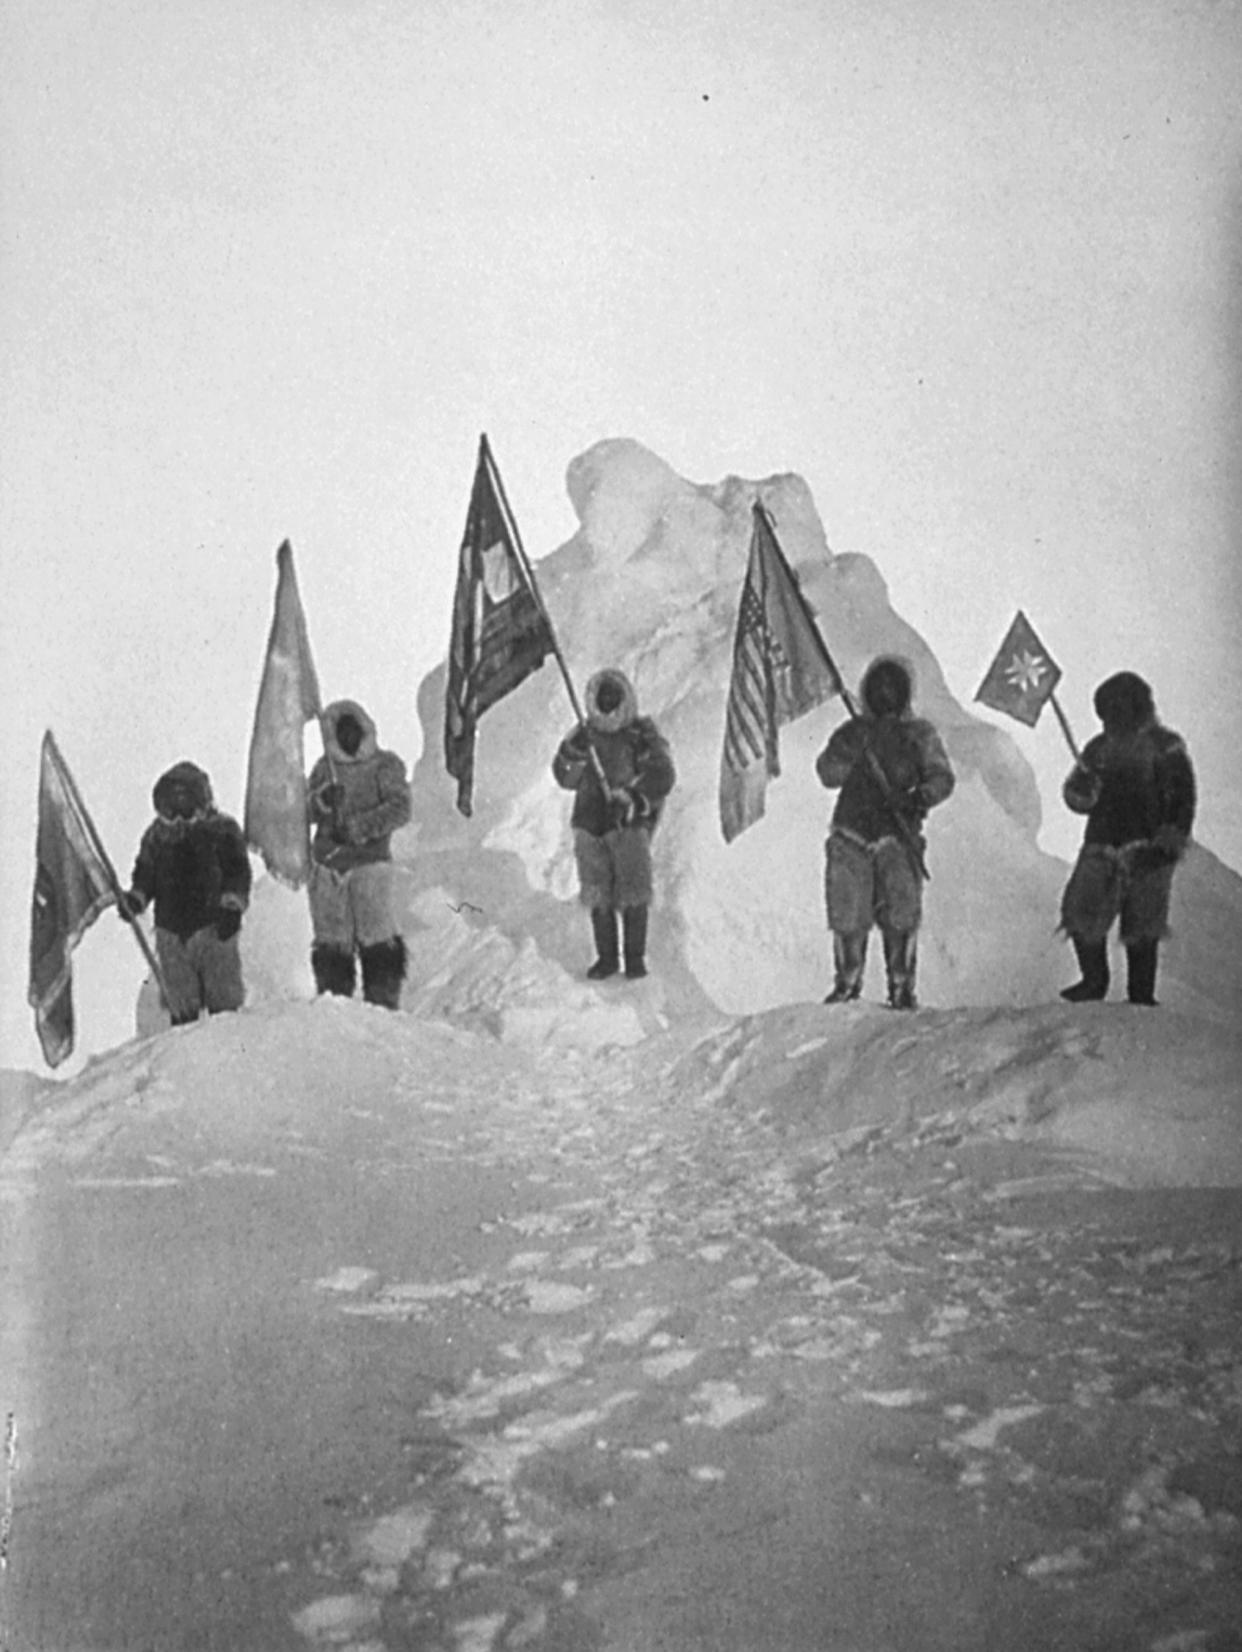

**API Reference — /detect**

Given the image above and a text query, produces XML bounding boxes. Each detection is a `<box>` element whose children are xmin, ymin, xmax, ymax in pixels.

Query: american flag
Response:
<box><xmin>975</xmin><ymin>610</ymin><xmax>1062</xmax><ymax>728</ymax></box>
<box><xmin>445</xmin><ymin>437</ymin><xmax>554</xmax><ymax>817</ymax></box>
<box><xmin>719</xmin><ymin>504</ymin><xmax>843</xmax><ymax>842</ymax></box>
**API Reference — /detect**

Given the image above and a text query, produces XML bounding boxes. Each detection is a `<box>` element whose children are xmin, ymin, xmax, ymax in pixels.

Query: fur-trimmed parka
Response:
<box><xmin>552</xmin><ymin>669</ymin><xmax>676</xmax><ymax>838</ymax></box>
<box><xmin>816</xmin><ymin>656</ymin><xmax>955</xmax><ymax>843</ymax></box>
<box><xmin>308</xmin><ymin>700</ymin><xmax>412</xmax><ymax>873</ymax></box>
<box><xmin>129</xmin><ymin>761</ymin><xmax>251</xmax><ymax>941</ymax></box>
<box><xmin>1063</xmin><ymin>672</ymin><xmax>1195</xmax><ymax>854</ymax></box>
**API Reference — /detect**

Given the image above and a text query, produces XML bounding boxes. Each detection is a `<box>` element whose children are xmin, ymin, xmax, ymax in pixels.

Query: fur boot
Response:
<box><xmin>1126</xmin><ymin>939</ymin><xmax>1159</xmax><ymax>1006</ymax></box>
<box><xmin>1060</xmin><ymin>937</ymin><xmax>1109</xmax><ymax>1002</ymax></box>
<box><xmin>587</xmin><ymin>907</ymin><xmax>620</xmax><ymax>979</ymax></box>
<box><xmin>882</xmin><ymin>929</ymin><xmax>918</xmax><ymax>1010</ymax></box>
<box><xmin>359</xmin><ymin>937</ymin><xmax>406</xmax><ymax>1010</ymax></box>
<box><xmin>622</xmin><ymin>904</ymin><xmax>649</xmax><ymax>979</ymax></box>
<box><xmin>824</xmin><ymin>932</ymin><xmax>868</xmax><ymax>1004</ymax></box>
<box><xmin>312</xmin><ymin>943</ymin><xmax>356</xmax><ymax>998</ymax></box>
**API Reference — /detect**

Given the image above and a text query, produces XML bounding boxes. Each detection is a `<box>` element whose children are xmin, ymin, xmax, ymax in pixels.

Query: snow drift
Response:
<box><xmin>292</xmin><ymin>436</ymin><xmax>1238</xmax><ymax>1036</ymax></box>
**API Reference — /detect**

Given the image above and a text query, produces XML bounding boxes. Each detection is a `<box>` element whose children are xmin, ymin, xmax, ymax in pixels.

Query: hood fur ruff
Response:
<box><xmin>322</xmin><ymin>698</ymin><xmax>379</xmax><ymax>764</ymax></box>
<box><xmin>585</xmin><ymin>668</ymin><xmax>639</xmax><ymax>735</ymax></box>
<box><xmin>860</xmin><ymin>654</ymin><xmax>916</xmax><ymax>718</ymax></box>
<box><xmin>152</xmin><ymin>761</ymin><xmax>214</xmax><ymax>818</ymax></box>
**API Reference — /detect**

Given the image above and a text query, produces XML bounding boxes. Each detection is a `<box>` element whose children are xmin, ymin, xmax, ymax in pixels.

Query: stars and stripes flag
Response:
<box><xmin>445</xmin><ymin>436</ymin><xmax>555</xmax><ymax>817</ymax></box>
<box><xmin>719</xmin><ymin>503</ymin><xmax>844</xmax><ymax>842</ymax></box>
<box><xmin>974</xmin><ymin>610</ymin><xmax>1062</xmax><ymax>728</ymax></box>
<box><xmin>244</xmin><ymin>540</ymin><xmax>324</xmax><ymax>886</ymax></box>
<box><xmin>28</xmin><ymin>732</ymin><xmax>117</xmax><ymax>1067</ymax></box>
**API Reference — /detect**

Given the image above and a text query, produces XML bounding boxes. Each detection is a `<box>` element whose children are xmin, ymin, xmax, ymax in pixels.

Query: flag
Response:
<box><xmin>445</xmin><ymin>437</ymin><xmax>554</xmax><ymax>816</ymax></box>
<box><xmin>244</xmin><ymin>540</ymin><xmax>323</xmax><ymax>885</ymax></box>
<box><xmin>975</xmin><ymin>610</ymin><xmax>1062</xmax><ymax>728</ymax></box>
<box><xmin>28</xmin><ymin>732</ymin><xmax>116</xmax><ymax>1067</ymax></box>
<box><xmin>719</xmin><ymin>503</ymin><xmax>844</xmax><ymax>842</ymax></box>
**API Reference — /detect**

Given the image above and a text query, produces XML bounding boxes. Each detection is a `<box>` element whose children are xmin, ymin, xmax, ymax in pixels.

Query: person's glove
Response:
<box><xmin>117</xmin><ymin>888</ymin><xmax>145</xmax><ymax>922</ymax></box>
<box><xmin>312</xmin><ymin>781</ymin><xmax>345</xmax><ymax>816</ymax></box>
<box><xmin>1148</xmin><ymin>824</ymin><xmax>1187</xmax><ymax>865</ymax></box>
<box><xmin>897</xmin><ymin>784</ymin><xmax>929</xmax><ymax>822</ymax></box>
<box><xmin>1066</xmin><ymin>763</ymin><xmax>1102</xmax><ymax>810</ymax></box>
<box><xmin>559</xmin><ymin>726</ymin><xmax>592</xmax><ymax>766</ymax></box>
<box><xmin>608</xmin><ymin>787</ymin><xmax>651</xmax><ymax>829</ymax></box>
<box><xmin>215</xmin><ymin>906</ymin><xmax>243</xmax><ymax>942</ymax></box>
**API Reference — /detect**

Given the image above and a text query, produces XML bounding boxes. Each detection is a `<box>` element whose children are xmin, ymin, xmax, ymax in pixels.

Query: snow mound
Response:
<box><xmin>673</xmin><ymin>999</ymin><xmax>1242</xmax><ymax>1190</ymax></box>
<box><xmin>383</xmin><ymin>437</ymin><xmax>1241</xmax><ymax>1028</ymax></box>
<box><xmin>6</xmin><ymin>992</ymin><xmax>1240</xmax><ymax>1197</ymax></box>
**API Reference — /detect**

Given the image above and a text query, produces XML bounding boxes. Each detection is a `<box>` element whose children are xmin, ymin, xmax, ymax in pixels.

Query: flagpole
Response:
<box><xmin>48</xmin><ymin>733</ymin><xmax>174</xmax><ymax>1006</ymax></box>
<box><xmin>480</xmin><ymin>435</ymin><xmax>614</xmax><ymax>798</ymax></box>
<box><xmin>1048</xmin><ymin>691</ymin><xmax>1081</xmax><ymax>763</ymax></box>
<box><xmin>753</xmin><ymin>501</ymin><xmax>930</xmax><ymax>882</ymax></box>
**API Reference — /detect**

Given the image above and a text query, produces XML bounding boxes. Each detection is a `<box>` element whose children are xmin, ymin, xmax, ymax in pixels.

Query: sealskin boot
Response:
<box><xmin>883</xmin><ymin>929</ymin><xmax>918</xmax><ymax>1011</ymax></box>
<box><xmin>824</xmin><ymin>932</ymin><xmax>867</xmax><ymax>1004</ymax></box>
<box><xmin>359</xmin><ymin>937</ymin><xmax>407</xmax><ymax>1010</ymax></box>
<box><xmin>1060</xmin><ymin>937</ymin><xmax>1109</xmax><ymax>1002</ymax></box>
<box><xmin>587</xmin><ymin>908</ymin><xmax>620</xmax><ymax>980</ymax></box>
<box><xmin>1126</xmin><ymin>939</ymin><xmax>1159</xmax><ymax>1006</ymax></box>
<box><xmin>312</xmin><ymin>943</ymin><xmax>356</xmax><ymax>998</ymax></box>
<box><xmin>622</xmin><ymin>905</ymin><xmax>649</xmax><ymax>979</ymax></box>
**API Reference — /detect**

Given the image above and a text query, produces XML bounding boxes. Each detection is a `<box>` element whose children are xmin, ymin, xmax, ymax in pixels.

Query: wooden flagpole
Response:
<box><xmin>1048</xmin><ymin>690</ymin><xmax>1081</xmax><ymax>763</ymax></box>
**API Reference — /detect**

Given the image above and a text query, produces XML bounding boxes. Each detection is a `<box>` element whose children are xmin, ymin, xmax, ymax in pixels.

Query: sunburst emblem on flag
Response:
<box><xmin>1004</xmin><ymin>648</ymin><xmax>1049</xmax><ymax>696</ymax></box>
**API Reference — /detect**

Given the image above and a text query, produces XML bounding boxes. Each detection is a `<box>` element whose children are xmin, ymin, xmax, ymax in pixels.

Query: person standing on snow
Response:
<box><xmin>307</xmin><ymin>699</ymin><xmax>412</xmax><ymax>1009</ymax></box>
<box><xmin>1059</xmin><ymin>671</ymin><xmax>1196</xmax><ymax>1007</ymax></box>
<box><xmin>118</xmin><ymin>761</ymin><xmax>252</xmax><ymax>1026</ymax></box>
<box><xmin>553</xmin><ymin>668</ymin><xmax>676</xmax><ymax>981</ymax></box>
<box><xmin>815</xmin><ymin>655</ymin><xmax>955</xmax><ymax>1009</ymax></box>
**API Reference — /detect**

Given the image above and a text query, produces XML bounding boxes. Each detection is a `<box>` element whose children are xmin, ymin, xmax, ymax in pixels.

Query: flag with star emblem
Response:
<box><xmin>974</xmin><ymin>611</ymin><xmax>1063</xmax><ymax>728</ymax></box>
<box><xmin>719</xmin><ymin>502</ymin><xmax>844</xmax><ymax>842</ymax></box>
<box><xmin>28</xmin><ymin>732</ymin><xmax>117</xmax><ymax>1067</ymax></box>
<box><xmin>445</xmin><ymin>435</ymin><xmax>555</xmax><ymax>816</ymax></box>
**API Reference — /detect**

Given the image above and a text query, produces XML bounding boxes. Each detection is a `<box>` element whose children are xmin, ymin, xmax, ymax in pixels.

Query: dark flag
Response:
<box><xmin>445</xmin><ymin>436</ymin><xmax>555</xmax><ymax>816</ymax></box>
<box><xmin>719</xmin><ymin>503</ymin><xmax>843</xmax><ymax>842</ymax></box>
<box><xmin>28</xmin><ymin>732</ymin><xmax>116</xmax><ymax>1067</ymax></box>
<box><xmin>975</xmin><ymin>610</ymin><xmax>1062</xmax><ymax>728</ymax></box>
<box><xmin>244</xmin><ymin>540</ymin><xmax>323</xmax><ymax>887</ymax></box>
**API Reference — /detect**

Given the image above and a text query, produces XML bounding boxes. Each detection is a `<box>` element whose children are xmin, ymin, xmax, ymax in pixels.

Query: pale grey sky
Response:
<box><xmin>3</xmin><ymin>0</ymin><xmax>1240</xmax><ymax>1070</ymax></box>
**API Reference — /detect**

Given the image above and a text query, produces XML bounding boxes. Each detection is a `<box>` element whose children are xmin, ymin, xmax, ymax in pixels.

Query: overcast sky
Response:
<box><xmin>3</xmin><ymin>0</ymin><xmax>1240</xmax><ymax>1072</ymax></box>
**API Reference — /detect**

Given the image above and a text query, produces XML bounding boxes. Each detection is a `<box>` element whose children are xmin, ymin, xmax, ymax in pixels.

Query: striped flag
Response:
<box><xmin>445</xmin><ymin>437</ymin><xmax>554</xmax><ymax>816</ymax></box>
<box><xmin>244</xmin><ymin>540</ymin><xmax>323</xmax><ymax>886</ymax></box>
<box><xmin>719</xmin><ymin>503</ymin><xmax>843</xmax><ymax>842</ymax></box>
<box><xmin>28</xmin><ymin>732</ymin><xmax>116</xmax><ymax>1067</ymax></box>
<box><xmin>975</xmin><ymin>610</ymin><xmax>1062</xmax><ymax>728</ymax></box>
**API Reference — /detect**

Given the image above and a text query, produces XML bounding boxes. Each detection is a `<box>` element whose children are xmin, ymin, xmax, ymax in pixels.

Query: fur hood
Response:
<box><xmin>860</xmin><ymin>655</ymin><xmax>917</xmax><ymax>719</ymax></box>
<box><xmin>585</xmin><ymin>668</ymin><xmax>639</xmax><ymax>735</ymax></box>
<box><xmin>152</xmin><ymin>761</ymin><xmax>214</xmax><ymax>820</ymax></box>
<box><xmin>321</xmin><ymin>699</ymin><xmax>379</xmax><ymax>764</ymax></box>
<box><xmin>1093</xmin><ymin>671</ymin><xmax>1155</xmax><ymax>735</ymax></box>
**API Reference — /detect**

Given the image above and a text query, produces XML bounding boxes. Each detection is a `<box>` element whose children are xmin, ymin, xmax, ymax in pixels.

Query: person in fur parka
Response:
<box><xmin>1059</xmin><ymin>671</ymin><xmax>1196</xmax><ymax>1006</ymax></box>
<box><xmin>815</xmin><ymin>655</ymin><xmax>955</xmax><ymax>1009</ymax></box>
<box><xmin>119</xmin><ymin>761</ymin><xmax>251</xmax><ymax>1025</ymax></box>
<box><xmin>552</xmin><ymin>668</ymin><xmax>676</xmax><ymax>980</ymax></box>
<box><xmin>307</xmin><ymin>699</ymin><xmax>412</xmax><ymax>1008</ymax></box>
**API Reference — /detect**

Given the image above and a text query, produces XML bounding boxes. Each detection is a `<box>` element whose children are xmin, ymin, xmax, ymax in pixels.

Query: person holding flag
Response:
<box><xmin>306</xmin><ymin>700</ymin><xmax>412</xmax><ymax>1008</ymax></box>
<box><xmin>816</xmin><ymin>656</ymin><xmax>955</xmax><ymax>1009</ymax></box>
<box><xmin>553</xmin><ymin>669</ymin><xmax>676</xmax><ymax>980</ymax></box>
<box><xmin>1058</xmin><ymin>671</ymin><xmax>1196</xmax><ymax>1006</ymax></box>
<box><xmin>118</xmin><ymin>761</ymin><xmax>252</xmax><ymax>1026</ymax></box>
